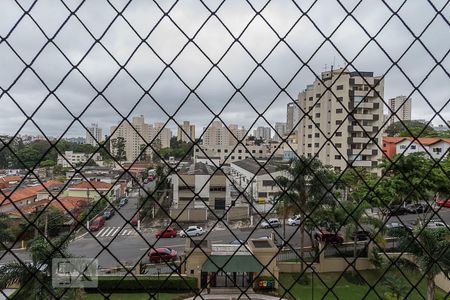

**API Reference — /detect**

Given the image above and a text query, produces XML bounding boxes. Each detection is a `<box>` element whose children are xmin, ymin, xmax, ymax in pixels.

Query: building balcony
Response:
<box><xmin>353</xmin><ymin>114</ymin><xmax>373</xmax><ymax>120</ymax></box>
<box><xmin>352</xmin><ymin>125</ymin><xmax>375</xmax><ymax>132</ymax></box>
<box><xmin>352</xmin><ymin>137</ymin><xmax>372</xmax><ymax>144</ymax></box>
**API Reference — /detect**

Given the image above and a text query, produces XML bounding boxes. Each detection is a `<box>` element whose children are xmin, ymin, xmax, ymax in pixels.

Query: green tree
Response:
<box><xmin>16</xmin><ymin>145</ymin><xmax>41</xmax><ymax>168</ymax></box>
<box><xmin>40</xmin><ymin>160</ymin><xmax>56</xmax><ymax>167</ymax></box>
<box><xmin>385</xmin><ymin>120</ymin><xmax>434</xmax><ymax>137</ymax></box>
<box><xmin>276</xmin><ymin>156</ymin><xmax>336</xmax><ymax>273</ymax></box>
<box><xmin>395</xmin><ymin>226</ymin><xmax>450</xmax><ymax>300</ymax></box>
<box><xmin>152</xmin><ymin>138</ymin><xmax>161</xmax><ymax>165</ymax></box>
<box><xmin>0</xmin><ymin>236</ymin><xmax>84</xmax><ymax>299</ymax></box>
<box><xmin>382</xmin><ymin>273</ymin><xmax>409</xmax><ymax>300</ymax></box>
<box><xmin>112</xmin><ymin>137</ymin><xmax>126</xmax><ymax>161</ymax></box>
<box><xmin>0</xmin><ymin>215</ymin><xmax>14</xmax><ymax>247</ymax></box>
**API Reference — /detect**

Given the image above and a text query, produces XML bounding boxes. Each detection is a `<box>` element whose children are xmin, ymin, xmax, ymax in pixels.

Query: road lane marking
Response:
<box><xmin>102</xmin><ymin>227</ymin><xmax>115</xmax><ymax>237</ymax></box>
<box><xmin>95</xmin><ymin>228</ymin><xmax>106</xmax><ymax>237</ymax></box>
<box><xmin>121</xmin><ymin>230</ymin><xmax>128</xmax><ymax>236</ymax></box>
<box><xmin>127</xmin><ymin>231</ymin><xmax>132</xmax><ymax>235</ymax></box>
<box><xmin>111</xmin><ymin>227</ymin><xmax>120</xmax><ymax>236</ymax></box>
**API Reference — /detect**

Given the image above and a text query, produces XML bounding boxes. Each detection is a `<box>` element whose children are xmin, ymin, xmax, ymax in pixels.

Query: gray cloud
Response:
<box><xmin>0</xmin><ymin>0</ymin><xmax>449</xmax><ymax>139</ymax></box>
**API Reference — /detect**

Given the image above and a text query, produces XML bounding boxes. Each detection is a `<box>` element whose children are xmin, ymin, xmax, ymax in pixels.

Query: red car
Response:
<box><xmin>148</xmin><ymin>247</ymin><xmax>177</xmax><ymax>263</ymax></box>
<box><xmin>155</xmin><ymin>227</ymin><xmax>177</xmax><ymax>238</ymax></box>
<box><xmin>89</xmin><ymin>216</ymin><xmax>105</xmax><ymax>231</ymax></box>
<box><xmin>131</xmin><ymin>212</ymin><xmax>140</xmax><ymax>227</ymax></box>
<box><xmin>314</xmin><ymin>228</ymin><xmax>344</xmax><ymax>244</ymax></box>
<box><xmin>436</xmin><ymin>198</ymin><xmax>450</xmax><ymax>208</ymax></box>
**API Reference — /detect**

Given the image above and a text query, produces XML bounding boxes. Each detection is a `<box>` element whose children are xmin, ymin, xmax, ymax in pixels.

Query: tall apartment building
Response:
<box><xmin>177</xmin><ymin>121</ymin><xmax>196</xmax><ymax>143</ymax></box>
<box><xmin>110</xmin><ymin>116</ymin><xmax>153</xmax><ymax>162</ymax></box>
<box><xmin>86</xmin><ymin>123</ymin><xmax>103</xmax><ymax>146</ymax></box>
<box><xmin>286</xmin><ymin>101</ymin><xmax>300</xmax><ymax>134</ymax></box>
<box><xmin>388</xmin><ymin>96</ymin><xmax>411</xmax><ymax>125</ymax></box>
<box><xmin>273</xmin><ymin>122</ymin><xmax>287</xmax><ymax>141</ymax></box>
<box><xmin>152</xmin><ymin>122</ymin><xmax>172</xmax><ymax>149</ymax></box>
<box><xmin>202</xmin><ymin>121</ymin><xmax>246</xmax><ymax>147</ymax></box>
<box><xmin>297</xmin><ymin>68</ymin><xmax>384</xmax><ymax>171</ymax></box>
<box><xmin>253</xmin><ymin>127</ymin><xmax>271</xmax><ymax>141</ymax></box>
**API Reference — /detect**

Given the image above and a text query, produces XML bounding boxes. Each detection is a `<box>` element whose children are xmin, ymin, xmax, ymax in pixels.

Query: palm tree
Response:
<box><xmin>395</xmin><ymin>225</ymin><xmax>450</xmax><ymax>300</ymax></box>
<box><xmin>276</xmin><ymin>156</ymin><xmax>336</xmax><ymax>273</ymax></box>
<box><xmin>0</xmin><ymin>236</ymin><xmax>82</xmax><ymax>299</ymax></box>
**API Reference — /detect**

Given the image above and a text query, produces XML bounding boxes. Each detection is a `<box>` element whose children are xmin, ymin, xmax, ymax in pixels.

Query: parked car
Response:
<box><xmin>148</xmin><ymin>247</ymin><xmax>177</xmax><ymax>263</ymax></box>
<box><xmin>287</xmin><ymin>215</ymin><xmax>301</xmax><ymax>226</ymax></box>
<box><xmin>351</xmin><ymin>230</ymin><xmax>370</xmax><ymax>241</ymax></box>
<box><xmin>179</xmin><ymin>225</ymin><xmax>204</xmax><ymax>237</ymax></box>
<box><xmin>435</xmin><ymin>198</ymin><xmax>450</xmax><ymax>208</ymax></box>
<box><xmin>406</xmin><ymin>203</ymin><xmax>429</xmax><ymax>214</ymax></box>
<box><xmin>386</xmin><ymin>222</ymin><xmax>413</xmax><ymax>232</ymax></box>
<box><xmin>103</xmin><ymin>208</ymin><xmax>115</xmax><ymax>220</ymax></box>
<box><xmin>119</xmin><ymin>198</ymin><xmax>128</xmax><ymax>208</ymax></box>
<box><xmin>155</xmin><ymin>227</ymin><xmax>177</xmax><ymax>238</ymax></box>
<box><xmin>387</xmin><ymin>205</ymin><xmax>409</xmax><ymax>216</ymax></box>
<box><xmin>314</xmin><ymin>229</ymin><xmax>344</xmax><ymax>244</ymax></box>
<box><xmin>426</xmin><ymin>221</ymin><xmax>446</xmax><ymax>229</ymax></box>
<box><xmin>89</xmin><ymin>216</ymin><xmax>105</xmax><ymax>231</ymax></box>
<box><xmin>261</xmin><ymin>218</ymin><xmax>281</xmax><ymax>229</ymax></box>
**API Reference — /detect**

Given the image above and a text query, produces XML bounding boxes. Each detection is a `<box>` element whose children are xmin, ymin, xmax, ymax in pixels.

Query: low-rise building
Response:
<box><xmin>172</xmin><ymin>162</ymin><xmax>230</xmax><ymax>211</ymax></box>
<box><xmin>64</xmin><ymin>180</ymin><xmax>118</xmax><ymax>202</ymax></box>
<box><xmin>382</xmin><ymin>137</ymin><xmax>450</xmax><ymax>159</ymax></box>
<box><xmin>230</xmin><ymin>158</ymin><xmax>283</xmax><ymax>204</ymax></box>
<box><xmin>57</xmin><ymin>151</ymin><xmax>102</xmax><ymax>168</ymax></box>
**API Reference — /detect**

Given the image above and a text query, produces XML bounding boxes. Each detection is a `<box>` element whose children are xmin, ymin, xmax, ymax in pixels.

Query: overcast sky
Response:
<box><xmin>0</xmin><ymin>0</ymin><xmax>449</xmax><ymax>139</ymax></box>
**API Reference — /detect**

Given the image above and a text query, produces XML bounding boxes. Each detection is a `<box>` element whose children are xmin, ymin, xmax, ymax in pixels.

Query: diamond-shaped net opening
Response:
<box><xmin>0</xmin><ymin>0</ymin><xmax>449</xmax><ymax>299</ymax></box>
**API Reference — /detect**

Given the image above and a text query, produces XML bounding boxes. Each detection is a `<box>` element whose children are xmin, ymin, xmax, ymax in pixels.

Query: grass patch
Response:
<box><xmin>278</xmin><ymin>270</ymin><xmax>447</xmax><ymax>300</ymax></box>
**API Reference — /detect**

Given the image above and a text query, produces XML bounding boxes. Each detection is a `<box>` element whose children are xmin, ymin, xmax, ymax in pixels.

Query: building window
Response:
<box><xmin>308</xmin><ymin>125</ymin><xmax>313</xmax><ymax>129</ymax></box>
<box><xmin>231</xmin><ymin>156</ymin><xmax>235</xmax><ymax>159</ymax></box>
<box><xmin>309</xmin><ymin>97</ymin><xmax>313</xmax><ymax>101</ymax></box>
<box><xmin>252</xmin><ymin>150</ymin><xmax>256</xmax><ymax>153</ymax></box>
<box><xmin>315</xmin><ymin>113</ymin><xmax>320</xmax><ymax>118</ymax></box>
<box><xmin>336</xmin><ymin>132</ymin><xmax>342</xmax><ymax>137</ymax></box>
<box><xmin>433</xmin><ymin>147</ymin><xmax>442</xmax><ymax>153</ymax></box>
<box><xmin>411</xmin><ymin>145</ymin><xmax>416</xmax><ymax>150</ymax></box>
<box><xmin>336</xmin><ymin>108</ymin><xmax>343</xmax><ymax>113</ymax></box>
<box><xmin>262</xmin><ymin>180</ymin><xmax>276</xmax><ymax>187</ymax></box>
<box><xmin>224</xmin><ymin>149</ymin><xmax>228</xmax><ymax>153</ymax></box>
<box><xmin>315</xmin><ymin>103</ymin><xmax>321</xmax><ymax>108</ymax></box>
<box><xmin>315</xmin><ymin>133</ymin><xmax>320</xmax><ymax>138</ymax></box>
<box><xmin>335</xmin><ymin>155</ymin><xmax>341</xmax><ymax>160</ymax></box>
<box><xmin>314</xmin><ymin>143</ymin><xmax>319</xmax><ymax>147</ymax></box>
<box><xmin>210</xmin><ymin>186</ymin><xmax>226</xmax><ymax>192</ymax></box>
<box><xmin>307</xmin><ymin>144</ymin><xmax>312</xmax><ymax>147</ymax></box>
<box><xmin>238</xmin><ymin>149</ymin><xmax>242</xmax><ymax>153</ymax></box>
<box><xmin>259</xmin><ymin>150</ymin><xmax>263</xmax><ymax>154</ymax></box>
<box><xmin>336</xmin><ymin>85</ymin><xmax>344</xmax><ymax>90</ymax></box>
<box><xmin>337</xmin><ymin>97</ymin><xmax>343</xmax><ymax>102</ymax></box>
<box><xmin>316</xmin><ymin>93</ymin><xmax>321</xmax><ymax>98</ymax></box>
<box><xmin>336</xmin><ymin>143</ymin><xmax>342</xmax><ymax>148</ymax></box>
<box><xmin>308</xmin><ymin>134</ymin><xmax>312</xmax><ymax>138</ymax></box>
<box><xmin>336</xmin><ymin>120</ymin><xmax>342</xmax><ymax>125</ymax></box>
<box><xmin>238</xmin><ymin>156</ymin><xmax>242</xmax><ymax>159</ymax></box>
<box><xmin>399</xmin><ymin>145</ymin><xmax>406</xmax><ymax>150</ymax></box>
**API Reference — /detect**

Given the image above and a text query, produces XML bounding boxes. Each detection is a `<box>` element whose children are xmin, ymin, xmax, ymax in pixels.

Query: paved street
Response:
<box><xmin>1</xmin><ymin>203</ymin><xmax>449</xmax><ymax>269</ymax></box>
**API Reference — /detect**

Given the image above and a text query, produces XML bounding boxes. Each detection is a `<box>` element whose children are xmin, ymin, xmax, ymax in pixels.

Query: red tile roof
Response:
<box><xmin>383</xmin><ymin>137</ymin><xmax>450</xmax><ymax>145</ymax></box>
<box><xmin>0</xmin><ymin>180</ymin><xmax>63</xmax><ymax>205</ymax></box>
<box><xmin>0</xmin><ymin>175</ymin><xmax>22</xmax><ymax>183</ymax></box>
<box><xmin>51</xmin><ymin>196</ymin><xmax>90</xmax><ymax>211</ymax></box>
<box><xmin>69</xmin><ymin>180</ymin><xmax>112</xmax><ymax>190</ymax></box>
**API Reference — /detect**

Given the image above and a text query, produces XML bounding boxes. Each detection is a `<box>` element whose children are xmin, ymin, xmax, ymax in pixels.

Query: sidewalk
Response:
<box><xmin>183</xmin><ymin>289</ymin><xmax>286</xmax><ymax>300</ymax></box>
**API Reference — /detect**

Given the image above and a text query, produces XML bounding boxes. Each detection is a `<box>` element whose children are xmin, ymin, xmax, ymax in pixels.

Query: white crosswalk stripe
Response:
<box><xmin>92</xmin><ymin>227</ymin><xmax>137</xmax><ymax>238</ymax></box>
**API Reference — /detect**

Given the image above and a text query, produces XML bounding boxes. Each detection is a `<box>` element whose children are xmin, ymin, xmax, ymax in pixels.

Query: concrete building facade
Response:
<box><xmin>86</xmin><ymin>123</ymin><xmax>103</xmax><ymax>146</ymax></box>
<box><xmin>273</xmin><ymin>122</ymin><xmax>287</xmax><ymax>141</ymax></box>
<box><xmin>388</xmin><ymin>95</ymin><xmax>411</xmax><ymax>125</ymax></box>
<box><xmin>57</xmin><ymin>151</ymin><xmax>102</xmax><ymax>168</ymax></box>
<box><xmin>297</xmin><ymin>68</ymin><xmax>385</xmax><ymax>171</ymax></box>
<box><xmin>177</xmin><ymin>121</ymin><xmax>196</xmax><ymax>143</ymax></box>
<box><xmin>253</xmin><ymin>126</ymin><xmax>271</xmax><ymax>141</ymax></box>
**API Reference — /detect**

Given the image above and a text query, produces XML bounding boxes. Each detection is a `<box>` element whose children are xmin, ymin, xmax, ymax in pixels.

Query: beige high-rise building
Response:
<box><xmin>388</xmin><ymin>95</ymin><xmax>411</xmax><ymax>125</ymax></box>
<box><xmin>286</xmin><ymin>101</ymin><xmax>300</xmax><ymax>134</ymax></box>
<box><xmin>297</xmin><ymin>68</ymin><xmax>384</xmax><ymax>171</ymax></box>
<box><xmin>86</xmin><ymin>123</ymin><xmax>103</xmax><ymax>146</ymax></box>
<box><xmin>274</xmin><ymin>122</ymin><xmax>287</xmax><ymax>141</ymax></box>
<box><xmin>110</xmin><ymin>116</ymin><xmax>152</xmax><ymax>162</ymax></box>
<box><xmin>253</xmin><ymin>126</ymin><xmax>271</xmax><ymax>141</ymax></box>
<box><xmin>152</xmin><ymin>122</ymin><xmax>172</xmax><ymax>149</ymax></box>
<box><xmin>202</xmin><ymin>121</ymin><xmax>246</xmax><ymax>147</ymax></box>
<box><xmin>177</xmin><ymin>121</ymin><xmax>196</xmax><ymax>143</ymax></box>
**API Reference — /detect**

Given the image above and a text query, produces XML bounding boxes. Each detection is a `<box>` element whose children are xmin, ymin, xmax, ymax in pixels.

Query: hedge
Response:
<box><xmin>86</xmin><ymin>275</ymin><xmax>197</xmax><ymax>292</ymax></box>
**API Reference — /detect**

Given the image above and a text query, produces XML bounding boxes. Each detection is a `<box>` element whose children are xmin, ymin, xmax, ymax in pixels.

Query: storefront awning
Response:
<box><xmin>202</xmin><ymin>255</ymin><xmax>263</xmax><ymax>272</ymax></box>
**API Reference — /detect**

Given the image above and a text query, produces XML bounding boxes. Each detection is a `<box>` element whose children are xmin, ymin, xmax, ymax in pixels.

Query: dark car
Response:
<box><xmin>148</xmin><ymin>248</ymin><xmax>177</xmax><ymax>263</ymax></box>
<box><xmin>387</xmin><ymin>205</ymin><xmax>409</xmax><ymax>216</ymax></box>
<box><xmin>351</xmin><ymin>230</ymin><xmax>370</xmax><ymax>241</ymax></box>
<box><xmin>103</xmin><ymin>208</ymin><xmax>115</xmax><ymax>220</ymax></box>
<box><xmin>406</xmin><ymin>203</ymin><xmax>429</xmax><ymax>214</ymax></box>
<box><xmin>155</xmin><ymin>227</ymin><xmax>177</xmax><ymax>238</ymax></box>
<box><xmin>314</xmin><ymin>229</ymin><xmax>344</xmax><ymax>244</ymax></box>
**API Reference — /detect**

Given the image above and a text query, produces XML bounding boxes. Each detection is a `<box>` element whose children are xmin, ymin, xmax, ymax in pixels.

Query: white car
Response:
<box><xmin>427</xmin><ymin>221</ymin><xmax>446</xmax><ymax>229</ymax></box>
<box><xmin>179</xmin><ymin>225</ymin><xmax>204</xmax><ymax>237</ymax></box>
<box><xmin>288</xmin><ymin>215</ymin><xmax>301</xmax><ymax>226</ymax></box>
<box><xmin>261</xmin><ymin>218</ymin><xmax>281</xmax><ymax>229</ymax></box>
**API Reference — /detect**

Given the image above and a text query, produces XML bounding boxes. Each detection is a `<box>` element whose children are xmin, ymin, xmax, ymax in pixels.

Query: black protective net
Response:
<box><xmin>0</xmin><ymin>0</ymin><xmax>449</xmax><ymax>299</ymax></box>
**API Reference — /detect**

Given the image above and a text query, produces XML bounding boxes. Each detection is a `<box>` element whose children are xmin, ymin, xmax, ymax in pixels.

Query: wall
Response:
<box><xmin>226</xmin><ymin>206</ymin><xmax>249</xmax><ymax>221</ymax></box>
<box><xmin>170</xmin><ymin>207</ymin><xmax>208</xmax><ymax>222</ymax></box>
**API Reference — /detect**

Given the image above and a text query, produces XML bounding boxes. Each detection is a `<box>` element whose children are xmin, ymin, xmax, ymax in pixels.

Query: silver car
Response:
<box><xmin>179</xmin><ymin>225</ymin><xmax>204</xmax><ymax>237</ymax></box>
<box><xmin>261</xmin><ymin>218</ymin><xmax>281</xmax><ymax>229</ymax></box>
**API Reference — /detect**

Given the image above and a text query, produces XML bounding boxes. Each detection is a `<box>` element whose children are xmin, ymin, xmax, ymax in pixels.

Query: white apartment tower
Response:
<box><xmin>388</xmin><ymin>96</ymin><xmax>411</xmax><ymax>125</ymax></box>
<box><xmin>297</xmin><ymin>68</ymin><xmax>384</xmax><ymax>171</ymax></box>
<box><xmin>253</xmin><ymin>126</ymin><xmax>271</xmax><ymax>141</ymax></box>
<box><xmin>274</xmin><ymin>122</ymin><xmax>287</xmax><ymax>141</ymax></box>
<box><xmin>286</xmin><ymin>101</ymin><xmax>300</xmax><ymax>134</ymax></box>
<box><xmin>177</xmin><ymin>121</ymin><xmax>196</xmax><ymax>143</ymax></box>
<box><xmin>152</xmin><ymin>122</ymin><xmax>172</xmax><ymax>149</ymax></box>
<box><xmin>86</xmin><ymin>123</ymin><xmax>103</xmax><ymax>146</ymax></box>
